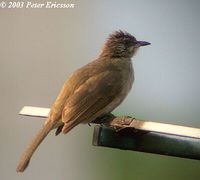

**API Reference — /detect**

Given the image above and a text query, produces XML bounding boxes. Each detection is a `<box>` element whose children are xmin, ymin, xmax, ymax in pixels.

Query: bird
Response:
<box><xmin>16</xmin><ymin>30</ymin><xmax>150</xmax><ymax>172</ymax></box>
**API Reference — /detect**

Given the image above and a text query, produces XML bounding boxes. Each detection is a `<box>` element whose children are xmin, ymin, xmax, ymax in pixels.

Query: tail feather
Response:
<box><xmin>16</xmin><ymin>122</ymin><xmax>53</xmax><ymax>172</ymax></box>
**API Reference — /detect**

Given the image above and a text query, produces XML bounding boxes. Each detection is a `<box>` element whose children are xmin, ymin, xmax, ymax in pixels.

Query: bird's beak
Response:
<box><xmin>135</xmin><ymin>41</ymin><xmax>151</xmax><ymax>47</ymax></box>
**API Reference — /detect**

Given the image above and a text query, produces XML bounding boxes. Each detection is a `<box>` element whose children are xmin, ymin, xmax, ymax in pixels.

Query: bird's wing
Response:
<box><xmin>48</xmin><ymin>59</ymin><xmax>107</xmax><ymax>122</ymax></box>
<box><xmin>61</xmin><ymin>70</ymin><xmax>123</xmax><ymax>133</ymax></box>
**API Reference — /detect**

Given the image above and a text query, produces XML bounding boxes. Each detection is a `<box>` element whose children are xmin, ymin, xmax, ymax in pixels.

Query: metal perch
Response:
<box><xmin>19</xmin><ymin>106</ymin><xmax>200</xmax><ymax>160</ymax></box>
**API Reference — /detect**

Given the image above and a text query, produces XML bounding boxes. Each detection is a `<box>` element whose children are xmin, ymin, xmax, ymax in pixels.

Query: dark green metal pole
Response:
<box><xmin>93</xmin><ymin>125</ymin><xmax>200</xmax><ymax>160</ymax></box>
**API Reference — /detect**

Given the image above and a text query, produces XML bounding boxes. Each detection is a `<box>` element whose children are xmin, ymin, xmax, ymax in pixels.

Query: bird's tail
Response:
<box><xmin>16</xmin><ymin>121</ymin><xmax>54</xmax><ymax>172</ymax></box>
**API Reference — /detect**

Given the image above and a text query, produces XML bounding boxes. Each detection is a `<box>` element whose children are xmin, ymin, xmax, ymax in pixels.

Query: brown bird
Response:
<box><xmin>16</xmin><ymin>30</ymin><xmax>150</xmax><ymax>172</ymax></box>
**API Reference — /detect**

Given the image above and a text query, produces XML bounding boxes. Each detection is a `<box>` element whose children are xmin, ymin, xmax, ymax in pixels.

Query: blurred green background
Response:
<box><xmin>0</xmin><ymin>0</ymin><xmax>200</xmax><ymax>179</ymax></box>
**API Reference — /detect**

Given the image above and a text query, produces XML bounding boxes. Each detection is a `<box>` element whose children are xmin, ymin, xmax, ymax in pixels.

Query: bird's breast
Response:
<box><xmin>104</xmin><ymin>60</ymin><xmax>134</xmax><ymax>113</ymax></box>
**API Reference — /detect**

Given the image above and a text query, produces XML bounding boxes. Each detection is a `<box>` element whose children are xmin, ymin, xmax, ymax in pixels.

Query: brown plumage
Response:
<box><xmin>16</xmin><ymin>30</ymin><xmax>150</xmax><ymax>172</ymax></box>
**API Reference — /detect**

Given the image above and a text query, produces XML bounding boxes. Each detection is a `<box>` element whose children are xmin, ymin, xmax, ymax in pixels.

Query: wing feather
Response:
<box><xmin>61</xmin><ymin>70</ymin><xmax>122</xmax><ymax>133</ymax></box>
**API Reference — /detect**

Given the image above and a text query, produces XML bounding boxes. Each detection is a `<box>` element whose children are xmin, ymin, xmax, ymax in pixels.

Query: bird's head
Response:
<box><xmin>101</xmin><ymin>30</ymin><xmax>150</xmax><ymax>58</ymax></box>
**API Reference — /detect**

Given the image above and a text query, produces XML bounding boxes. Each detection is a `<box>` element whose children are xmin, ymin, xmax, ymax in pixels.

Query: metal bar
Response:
<box><xmin>19</xmin><ymin>106</ymin><xmax>50</xmax><ymax>118</ymax></box>
<box><xmin>93</xmin><ymin>126</ymin><xmax>200</xmax><ymax>160</ymax></box>
<box><xmin>19</xmin><ymin>106</ymin><xmax>200</xmax><ymax>160</ymax></box>
<box><xmin>19</xmin><ymin>106</ymin><xmax>200</xmax><ymax>139</ymax></box>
